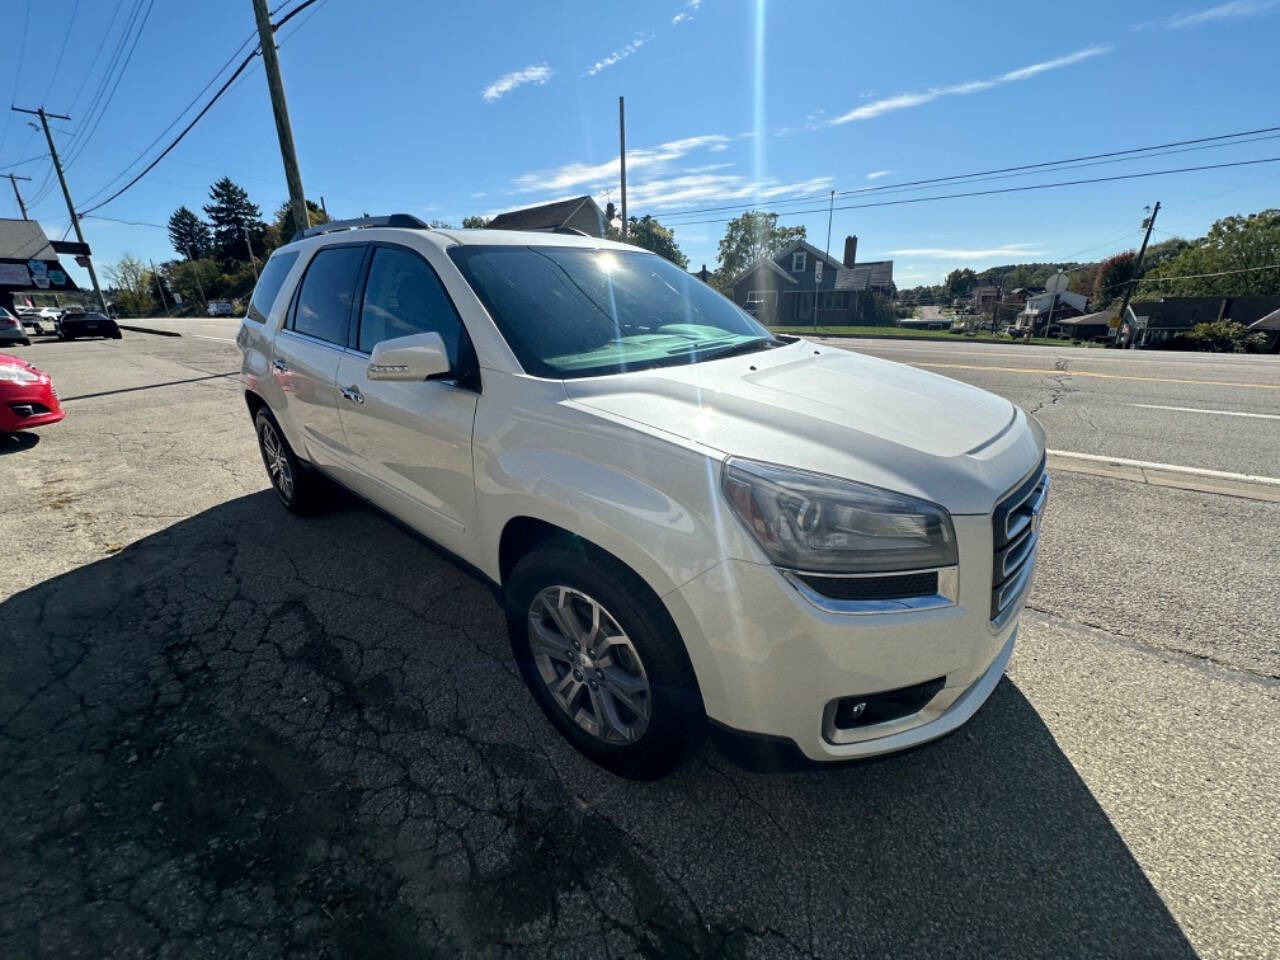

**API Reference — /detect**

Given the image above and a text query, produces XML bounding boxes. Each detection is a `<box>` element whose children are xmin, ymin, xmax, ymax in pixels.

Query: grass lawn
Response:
<box><xmin>768</xmin><ymin>325</ymin><xmax>1098</xmax><ymax>347</ymax></box>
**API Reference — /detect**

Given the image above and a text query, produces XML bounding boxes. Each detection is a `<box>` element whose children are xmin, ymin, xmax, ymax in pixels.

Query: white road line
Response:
<box><xmin>1128</xmin><ymin>403</ymin><xmax>1280</xmax><ymax>421</ymax></box>
<box><xmin>1048</xmin><ymin>449</ymin><xmax>1280</xmax><ymax>486</ymax></box>
<box><xmin>192</xmin><ymin>335</ymin><xmax>238</xmax><ymax>342</ymax></box>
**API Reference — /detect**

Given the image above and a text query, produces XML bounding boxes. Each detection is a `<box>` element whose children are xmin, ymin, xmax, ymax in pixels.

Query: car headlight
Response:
<box><xmin>722</xmin><ymin>457</ymin><xmax>958</xmax><ymax>573</ymax></box>
<box><xmin>0</xmin><ymin>366</ymin><xmax>39</xmax><ymax>384</ymax></box>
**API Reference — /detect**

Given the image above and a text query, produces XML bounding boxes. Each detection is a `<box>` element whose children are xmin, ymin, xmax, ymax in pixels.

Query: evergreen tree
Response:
<box><xmin>167</xmin><ymin>206</ymin><xmax>213</xmax><ymax>260</ymax></box>
<box><xmin>273</xmin><ymin>199</ymin><xmax>329</xmax><ymax>243</ymax></box>
<box><xmin>203</xmin><ymin>177</ymin><xmax>268</xmax><ymax>266</ymax></box>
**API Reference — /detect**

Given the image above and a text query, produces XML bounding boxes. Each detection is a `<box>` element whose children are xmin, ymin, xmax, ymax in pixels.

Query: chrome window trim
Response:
<box><xmin>782</xmin><ymin>566</ymin><xmax>958</xmax><ymax>616</ymax></box>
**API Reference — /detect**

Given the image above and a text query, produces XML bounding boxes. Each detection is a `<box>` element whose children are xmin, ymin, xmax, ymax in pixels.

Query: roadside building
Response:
<box><xmin>732</xmin><ymin>234</ymin><xmax>894</xmax><ymax>325</ymax></box>
<box><xmin>0</xmin><ymin>218</ymin><xmax>82</xmax><ymax>314</ymax></box>
<box><xmin>1017</xmin><ymin>290</ymin><xmax>1087</xmax><ymax>333</ymax></box>
<box><xmin>486</xmin><ymin>195</ymin><xmax>607</xmax><ymax>238</ymax></box>
<box><xmin>1124</xmin><ymin>295</ymin><xmax>1280</xmax><ymax>348</ymax></box>
<box><xmin>972</xmin><ymin>284</ymin><xmax>1000</xmax><ymax>313</ymax></box>
<box><xmin>1057</xmin><ymin>310</ymin><xmax>1116</xmax><ymax>342</ymax></box>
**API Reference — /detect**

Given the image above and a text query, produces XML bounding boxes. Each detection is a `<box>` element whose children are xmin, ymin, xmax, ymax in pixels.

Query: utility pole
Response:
<box><xmin>5</xmin><ymin>173</ymin><xmax>31</xmax><ymax>219</ymax></box>
<box><xmin>186</xmin><ymin>247</ymin><xmax>207</xmax><ymax>306</ymax></box>
<box><xmin>618</xmin><ymin>96</ymin><xmax>627</xmax><ymax>239</ymax></box>
<box><xmin>243</xmin><ymin>225</ymin><xmax>259</xmax><ymax>281</ymax></box>
<box><xmin>12</xmin><ymin>106</ymin><xmax>109</xmax><ymax>313</ymax></box>
<box><xmin>149</xmin><ymin>259</ymin><xmax>171</xmax><ymax>315</ymax></box>
<box><xmin>1119</xmin><ymin>201</ymin><xmax>1160</xmax><ymax>350</ymax></box>
<box><xmin>819</xmin><ymin>190</ymin><xmax>834</xmax><ymax>334</ymax></box>
<box><xmin>251</xmin><ymin>0</ymin><xmax>308</xmax><ymax>240</ymax></box>
<box><xmin>319</xmin><ymin>195</ymin><xmax>328</xmax><ymax>219</ymax></box>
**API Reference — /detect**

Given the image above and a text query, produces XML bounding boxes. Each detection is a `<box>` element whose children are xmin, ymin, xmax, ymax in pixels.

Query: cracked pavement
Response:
<box><xmin>2</xmin><ymin>329</ymin><xmax>1277</xmax><ymax>958</ymax></box>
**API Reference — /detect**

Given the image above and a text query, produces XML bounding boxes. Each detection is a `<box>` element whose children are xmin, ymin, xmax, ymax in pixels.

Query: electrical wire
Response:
<box><xmin>659</xmin><ymin>125</ymin><xmax>1280</xmax><ymax>222</ymax></box>
<box><xmin>659</xmin><ymin>156</ymin><xmax>1280</xmax><ymax>228</ymax></box>
<box><xmin>76</xmin><ymin>0</ymin><xmax>325</xmax><ymax>216</ymax></box>
<box><xmin>43</xmin><ymin>0</ymin><xmax>85</xmax><ymax>102</ymax></box>
<box><xmin>0</xmin><ymin>0</ymin><xmax>36</xmax><ymax>160</ymax></box>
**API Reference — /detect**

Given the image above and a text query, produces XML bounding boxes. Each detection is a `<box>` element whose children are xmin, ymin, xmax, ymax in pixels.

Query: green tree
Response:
<box><xmin>943</xmin><ymin>268</ymin><xmax>978</xmax><ymax>299</ymax></box>
<box><xmin>167</xmin><ymin>206</ymin><xmax>212</xmax><ymax>260</ymax></box>
<box><xmin>461</xmin><ymin>215</ymin><xmax>490</xmax><ymax>229</ymax></box>
<box><xmin>1139</xmin><ymin>209</ymin><xmax>1280</xmax><ymax>297</ymax></box>
<box><xmin>608</xmin><ymin>214</ymin><xmax>689</xmax><ymax>268</ymax></box>
<box><xmin>165</xmin><ymin>257</ymin><xmax>219</xmax><ymax>307</ymax></box>
<box><xmin>106</xmin><ymin>254</ymin><xmax>155</xmax><ymax>317</ymax></box>
<box><xmin>274</xmin><ymin>199</ymin><xmax>329</xmax><ymax>243</ymax></box>
<box><xmin>1091</xmin><ymin>250</ymin><xmax>1136</xmax><ymax>310</ymax></box>
<box><xmin>204</xmin><ymin>177</ymin><xmax>268</xmax><ymax>266</ymax></box>
<box><xmin>715</xmin><ymin>210</ymin><xmax>806</xmax><ymax>278</ymax></box>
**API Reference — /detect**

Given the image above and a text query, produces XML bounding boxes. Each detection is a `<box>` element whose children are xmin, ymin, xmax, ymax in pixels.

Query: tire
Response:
<box><xmin>111</xmin><ymin>331</ymin><xmax>123</xmax><ymax>340</ymax></box>
<box><xmin>20</xmin><ymin>338</ymin><xmax>30</xmax><ymax>346</ymax></box>
<box><xmin>505</xmin><ymin>543</ymin><xmax>704</xmax><ymax>779</ymax></box>
<box><xmin>254</xmin><ymin>408</ymin><xmax>322</xmax><ymax>515</ymax></box>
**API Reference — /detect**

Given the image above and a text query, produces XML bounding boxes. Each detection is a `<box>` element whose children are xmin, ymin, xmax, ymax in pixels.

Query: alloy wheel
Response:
<box><xmin>260</xmin><ymin>421</ymin><xmax>294</xmax><ymax>501</ymax></box>
<box><xmin>527</xmin><ymin>585</ymin><xmax>652</xmax><ymax>744</ymax></box>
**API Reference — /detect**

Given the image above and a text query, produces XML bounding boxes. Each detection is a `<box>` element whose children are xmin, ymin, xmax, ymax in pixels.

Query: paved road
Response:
<box><xmin>1</xmin><ymin>329</ymin><xmax>1276</xmax><ymax>958</ymax></box>
<box><xmin>818</xmin><ymin>337</ymin><xmax>1280</xmax><ymax>477</ymax></box>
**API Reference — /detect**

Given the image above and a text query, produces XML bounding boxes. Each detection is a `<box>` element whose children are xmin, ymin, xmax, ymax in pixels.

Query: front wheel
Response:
<box><xmin>505</xmin><ymin>544</ymin><xmax>704</xmax><ymax>779</ymax></box>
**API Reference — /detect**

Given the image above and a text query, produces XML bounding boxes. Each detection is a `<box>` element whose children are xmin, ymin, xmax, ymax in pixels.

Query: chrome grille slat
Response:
<box><xmin>991</xmin><ymin>459</ymin><xmax>1049</xmax><ymax>625</ymax></box>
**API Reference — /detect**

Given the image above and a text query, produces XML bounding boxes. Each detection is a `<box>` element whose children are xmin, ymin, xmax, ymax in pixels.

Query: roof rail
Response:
<box><xmin>550</xmin><ymin>226</ymin><xmax>591</xmax><ymax>237</ymax></box>
<box><xmin>295</xmin><ymin>214</ymin><xmax>428</xmax><ymax>242</ymax></box>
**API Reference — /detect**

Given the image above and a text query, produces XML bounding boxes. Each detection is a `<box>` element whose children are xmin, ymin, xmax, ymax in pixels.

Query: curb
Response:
<box><xmin>118</xmin><ymin>324</ymin><xmax>182</xmax><ymax>337</ymax></box>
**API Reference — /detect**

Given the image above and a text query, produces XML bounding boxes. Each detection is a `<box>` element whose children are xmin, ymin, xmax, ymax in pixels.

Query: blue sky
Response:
<box><xmin>3</xmin><ymin>0</ymin><xmax>1278</xmax><ymax>289</ymax></box>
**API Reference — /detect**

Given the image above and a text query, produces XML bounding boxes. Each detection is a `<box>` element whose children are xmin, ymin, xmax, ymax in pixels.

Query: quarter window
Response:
<box><xmin>357</xmin><ymin>246</ymin><xmax>464</xmax><ymax>364</ymax></box>
<box><xmin>247</xmin><ymin>251</ymin><xmax>298</xmax><ymax>325</ymax></box>
<box><xmin>291</xmin><ymin>245</ymin><xmax>365</xmax><ymax>345</ymax></box>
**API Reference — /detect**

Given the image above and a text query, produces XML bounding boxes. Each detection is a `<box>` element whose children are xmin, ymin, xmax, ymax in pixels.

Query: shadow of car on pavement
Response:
<box><xmin>0</xmin><ymin>430</ymin><xmax>40</xmax><ymax>455</ymax></box>
<box><xmin>0</xmin><ymin>490</ymin><xmax>1196</xmax><ymax>958</ymax></box>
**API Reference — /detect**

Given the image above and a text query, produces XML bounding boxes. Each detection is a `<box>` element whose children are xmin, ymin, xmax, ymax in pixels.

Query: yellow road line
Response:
<box><xmin>913</xmin><ymin>362</ymin><xmax>1280</xmax><ymax>390</ymax></box>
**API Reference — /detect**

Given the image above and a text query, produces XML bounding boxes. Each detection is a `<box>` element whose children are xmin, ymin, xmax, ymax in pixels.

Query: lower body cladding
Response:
<box><xmin>666</xmin><ymin>515</ymin><xmax>1027</xmax><ymax>763</ymax></box>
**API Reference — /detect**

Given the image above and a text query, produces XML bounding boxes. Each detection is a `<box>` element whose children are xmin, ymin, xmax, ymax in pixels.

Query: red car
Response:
<box><xmin>0</xmin><ymin>353</ymin><xmax>64</xmax><ymax>433</ymax></box>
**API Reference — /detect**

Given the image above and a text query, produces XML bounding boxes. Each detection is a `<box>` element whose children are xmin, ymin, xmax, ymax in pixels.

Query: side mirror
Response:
<box><xmin>367</xmin><ymin>332</ymin><xmax>452</xmax><ymax>381</ymax></box>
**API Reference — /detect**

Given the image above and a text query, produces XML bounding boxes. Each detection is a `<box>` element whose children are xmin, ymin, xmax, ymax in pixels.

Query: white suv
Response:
<box><xmin>237</xmin><ymin>215</ymin><xmax>1047</xmax><ymax>777</ymax></box>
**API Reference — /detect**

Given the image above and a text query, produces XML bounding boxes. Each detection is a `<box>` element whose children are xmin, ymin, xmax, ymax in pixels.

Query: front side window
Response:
<box><xmin>248</xmin><ymin>251</ymin><xmax>299</xmax><ymax>325</ymax></box>
<box><xmin>291</xmin><ymin>245</ymin><xmax>365</xmax><ymax>345</ymax></box>
<box><xmin>449</xmin><ymin>245</ymin><xmax>774</xmax><ymax>379</ymax></box>
<box><xmin>357</xmin><ymin>246</ymin><xmax>464</xmax><ymax>364</ymax></box>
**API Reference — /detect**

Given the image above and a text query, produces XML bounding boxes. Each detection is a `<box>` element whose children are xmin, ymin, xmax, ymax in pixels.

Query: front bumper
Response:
<box><xmin>666</xmin><ymin>515</ymin><xmax>1031</xmax><ymax>763</ymax></box>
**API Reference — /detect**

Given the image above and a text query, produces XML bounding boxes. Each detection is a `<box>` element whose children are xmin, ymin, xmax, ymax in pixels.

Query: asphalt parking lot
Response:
<box><xmin>2</xmin><ymin>323</ymin><xmax>1277</xmax><ymax>958</ymax></box>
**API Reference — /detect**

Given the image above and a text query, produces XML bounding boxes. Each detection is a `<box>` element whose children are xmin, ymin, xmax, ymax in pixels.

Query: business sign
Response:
<box><xmin>0</xmin><ymin>263</ymin><xmax>30</xmax><ymax>285</ymax></box>
<box><xmin>27</xmin><ymin>259</ymin><xmax>47</xmax><ymax>278</ymax></box>
<box><xmin>48</xmin><ymin>270</ymin><xmax>67</xmax><ymax>287</ymax></box>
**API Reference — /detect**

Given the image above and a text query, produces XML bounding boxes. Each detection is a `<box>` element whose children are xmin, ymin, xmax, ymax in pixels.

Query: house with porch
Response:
<box><xmin>731</xmin><ymin>235</ymin><xmax>894</xmax><ymax>326</ymax></box>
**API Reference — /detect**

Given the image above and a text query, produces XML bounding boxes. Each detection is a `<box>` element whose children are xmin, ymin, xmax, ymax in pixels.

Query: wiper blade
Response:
<box><xmin>694</xmin><ymin>338</ymin><xmax>782</xmax><ymax>362</ymax></box>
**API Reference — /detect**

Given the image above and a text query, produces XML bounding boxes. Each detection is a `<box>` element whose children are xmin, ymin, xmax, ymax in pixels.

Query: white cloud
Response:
<box><xmin>469</xmin><ymin>191</ymin><xmax>487</xmax><ymax>199</ymax></box>
<box><xmin>624</xmin><ymin>173</ymin><xmax>834</xmax><ymax>212</ymax></box>
<box><xmin>866</xmin><ymin>170</ymin><xmax>891</xmax><ymax>180</ymax></box>
<box><xmin>481</xmin><ymin>63</ymin><xmax>554</xmax><ymax>103</ymax></box>
<box><xmin>686</xmin><ymin>0</ymin><xmax>702</xmax><ymax>8</ymax></box>
<box><xmin>672</xmin><ymin>12</ymin><xmax>690</xmax><ymax>25</ymax></box>
<box><xmin>1135</xmin><ymin>0</ymin><xmax>1279</xmax><ymax>29</ymax></box>
<box><xmin>888</xmin><ymin>244</ymin><xmax>1046</xmax><ymax>259</ymax></box>
<box><xmin>829</xmin><ymin>46</ymin><xmax>1109</xmax><ymax>124</ymax></box>
<box><xmin>512</xmin><ymin>134</ymin><xmax>732</xmax><ymax>193</ymax></box>
<box><xmin>587</xmin><ymin>34</ymin><xmax>652</xmax><ymax>75</ymax></box>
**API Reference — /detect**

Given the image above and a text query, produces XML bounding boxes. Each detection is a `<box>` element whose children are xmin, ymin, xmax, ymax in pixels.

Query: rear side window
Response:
<box><xmin>247</xmin><ymin>251</ymin><xmax>299</xmax><ymax>325</ymax></box>
<box><xmin>357</xmin><ymin>246</ymin><xmax>464</xmax><ymax>362</ymax></box>
<box><xmin>290</xmin><ymin>246</ymin><xmax>365</xmax><ymax>344</ymax></box>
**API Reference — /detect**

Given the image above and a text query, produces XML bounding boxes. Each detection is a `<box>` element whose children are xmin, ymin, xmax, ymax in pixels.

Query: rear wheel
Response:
<box><xmin>505</xmin><ymin>543</ymin><xmax>704</xmax><ymax>779</ymax></box>
<box><xmin>255</xmin><ymin>408</ymin><xmax>322</xmax><ymax>514</ymax></box>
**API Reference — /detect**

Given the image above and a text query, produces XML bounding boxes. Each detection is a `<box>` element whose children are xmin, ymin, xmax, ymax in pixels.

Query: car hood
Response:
<box><xmin>563</xmin><ymin>339</ymin><xmax>1044</xmax><ymax>514</ymax></box>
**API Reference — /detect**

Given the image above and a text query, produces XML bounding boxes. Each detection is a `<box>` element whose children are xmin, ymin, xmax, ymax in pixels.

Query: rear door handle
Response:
<box><xmin>272</xmin><ymin>358</ymin><xmax>288</xmax><ymax>373</ymax></box>
<box><xmin>340</xmin><ymin>385</ymin><xmax>364</xmax><ymax>404</ymax></box>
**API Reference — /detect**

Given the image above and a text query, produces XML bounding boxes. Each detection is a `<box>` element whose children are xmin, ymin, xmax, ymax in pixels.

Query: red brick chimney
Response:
<box><xmin>843</xmin><ymin>235</ymin><xmax>858</xmax><ymax>268</ymax></box>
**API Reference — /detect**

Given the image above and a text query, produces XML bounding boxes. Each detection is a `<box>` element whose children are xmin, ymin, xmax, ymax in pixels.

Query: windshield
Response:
<box><xmin>448</xmin><ymin>245</ymin><xmax>774</xmax><ymax>378</ymax></box>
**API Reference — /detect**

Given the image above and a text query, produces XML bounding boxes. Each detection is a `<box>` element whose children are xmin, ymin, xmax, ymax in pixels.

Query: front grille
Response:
<box><xmin>796</xmin><ymin>570</ymin><xmax>938</xmax><ymax>601</ymax></box>
<box><xmin>991</xmin><ymin>456</ymin><xmax>1048</xmax><ymax>625</ymax></box>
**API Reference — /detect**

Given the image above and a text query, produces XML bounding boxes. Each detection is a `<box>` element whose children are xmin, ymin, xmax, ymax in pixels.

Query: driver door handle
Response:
<box><xmin>340</xmin><ymin>385</ymin><xmax>364</xmax><ymax>404</ymax></box>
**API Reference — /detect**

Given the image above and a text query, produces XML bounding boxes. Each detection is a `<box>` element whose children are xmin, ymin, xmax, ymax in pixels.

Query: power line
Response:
<box><xmin>0</xmin><ymin>0</ymin><xmax>35</xmax><ymax>160</ymax></box>
<box><xmin>0</xmin><ymin>153</ymin><xmax>50</xmax><ymax>171</ymax></box>
<box><xmin>660</xmin><ymin>156</ymin><xmax>1280</xmax><ymax>227</ymax></box>
<box><xmin>77</xmin><ymin>0</ymin><xmax>325</xmax><ymax>217</ymax></box>
<box><xmin>43</xmin><ymin>0</ymin><xmax>85</xmax><ymax>102</ymax></box>
<box><xmin>659</xmin><ymin>125</ymin><xmax>1280</xmax><ymax>221</ymax></box>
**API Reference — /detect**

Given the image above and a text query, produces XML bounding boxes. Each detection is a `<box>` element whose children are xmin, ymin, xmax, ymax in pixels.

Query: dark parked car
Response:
<box><xmin>58</xmin><ymin>311</ymin><xmax>122</xmax><ymax>341</ymax></box>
